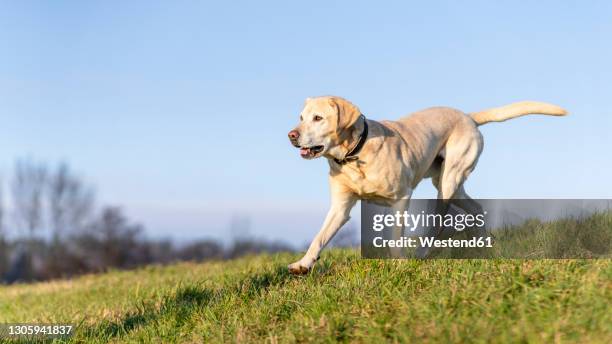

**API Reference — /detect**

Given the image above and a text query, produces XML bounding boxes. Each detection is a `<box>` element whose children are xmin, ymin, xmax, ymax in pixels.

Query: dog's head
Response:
<box><xmin>288</xmin><ymin>96</ymin><xmax>361</xmax><ymax>159</ymax></box>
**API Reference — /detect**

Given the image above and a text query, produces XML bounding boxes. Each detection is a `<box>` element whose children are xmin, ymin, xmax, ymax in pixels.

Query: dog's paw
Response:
<box><xmin>288</xmin><ymin>261</ymin><xmax>311</xmax><ymax>275</ymax></box>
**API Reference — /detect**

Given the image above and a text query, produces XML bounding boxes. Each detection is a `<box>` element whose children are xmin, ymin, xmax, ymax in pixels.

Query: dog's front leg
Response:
<box><xmin>288</xmin><ymin>190</ymin><xmax>357</xmax><ymax>275</ymax></box>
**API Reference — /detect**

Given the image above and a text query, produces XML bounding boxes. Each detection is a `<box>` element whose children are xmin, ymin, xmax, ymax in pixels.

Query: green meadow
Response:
<box><xmin>1</xmin><ymin>213</ymin><xmax>611</xmax><ymax>343</ymax></box>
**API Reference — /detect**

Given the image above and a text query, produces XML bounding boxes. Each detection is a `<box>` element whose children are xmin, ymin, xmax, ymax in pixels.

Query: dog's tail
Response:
<box><xmin>470</xmin><ymin>101</ymin><xmax>568</xmax><ymax>126</ymax></box>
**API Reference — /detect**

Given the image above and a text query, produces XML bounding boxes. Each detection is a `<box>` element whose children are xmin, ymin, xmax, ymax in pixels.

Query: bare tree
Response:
<box><xmin>0</xmin><ymin>177</ymin><xmax>5</xmax><ymax>238</ymax></box>
<box><xmin>80</xmin><ymin>206</ymin><xmax>144</xmax><ymax>269</ymax></box>
<box><xmin>11</xmin><ymin>160</ymin><xmax>48</xmax><ymax>239</ymax></box>
<box><xmin>9</xmin><ymin>160</ymin><xmax>48</xmax><ymax>281</ymax></box>
<box><xmin>48</xmin><ymin>162</ymin><xmax>94</xmax><ymax>240</ymax></box>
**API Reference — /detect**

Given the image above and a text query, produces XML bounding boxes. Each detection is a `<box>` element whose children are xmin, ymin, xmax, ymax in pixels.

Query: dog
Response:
<box><xmin>287</xmin><ymin>96</ymin><xmax>567</xmax><ymax>274</ymax></box>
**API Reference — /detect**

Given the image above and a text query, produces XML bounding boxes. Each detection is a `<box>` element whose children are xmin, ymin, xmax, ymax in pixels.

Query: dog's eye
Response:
<box><xmin>313</xmin><ymin>115</ymin><xmax>323</xmax><ymax>122</ymax></box>
<box><xmin>300</xmin><ymin>115</ymin><xmax>303</xmax><ymax>121</ymax></box>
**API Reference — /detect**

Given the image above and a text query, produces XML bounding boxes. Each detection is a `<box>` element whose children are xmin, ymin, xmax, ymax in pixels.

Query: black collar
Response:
<box><xmin>334</xmin><ymin>115</ymin><xmax>368</xmax><ymax>165</ymax></box>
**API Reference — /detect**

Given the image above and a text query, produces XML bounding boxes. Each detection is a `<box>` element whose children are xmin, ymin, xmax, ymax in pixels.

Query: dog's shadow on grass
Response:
<box><xmin>81</xmin><ymin>265</ymin><xmax>292</xmax><ymax>341</ymax></box>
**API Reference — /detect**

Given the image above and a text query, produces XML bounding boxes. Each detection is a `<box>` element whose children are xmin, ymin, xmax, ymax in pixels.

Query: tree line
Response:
<box><xmin>0</xmin><ymin>159</ymin><xmax>307</xmax><ymax>284</ymax></box>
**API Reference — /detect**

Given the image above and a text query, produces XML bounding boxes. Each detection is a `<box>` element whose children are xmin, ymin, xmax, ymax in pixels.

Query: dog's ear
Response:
<box><xmin>329</xmin><ymin>97</ymin><xmax>361</xmax><ymax>131</ymax></box>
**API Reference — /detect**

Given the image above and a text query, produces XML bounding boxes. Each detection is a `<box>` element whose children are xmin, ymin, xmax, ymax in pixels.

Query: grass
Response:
<box><xmin>0</xmin><ymin>250</ymin><xmax>610</xmax><ymax>343</ymax></box>
<box><xmin>423</xmin><ymin>210</ymin><xmax>612</xmax><ymax>259</ymax></box>
<box><xmin>1</xmin><ymin>212</ymin><xmax>611</xmax><ymax>343</ymax></box>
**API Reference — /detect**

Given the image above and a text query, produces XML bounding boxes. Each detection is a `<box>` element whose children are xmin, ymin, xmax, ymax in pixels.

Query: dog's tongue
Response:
<box><xmin>300</xmin><ymin>148</ymin><xmax>310</xmax><ymax>157</ymax></box>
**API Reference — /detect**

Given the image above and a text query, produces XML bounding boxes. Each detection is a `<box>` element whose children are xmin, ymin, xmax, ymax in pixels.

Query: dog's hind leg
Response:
<box><xmin>450</xmin><ymin>186</ymin><xmax>483</xmax><ymax>215</ymax></box>
<box><xmin>451</xmin><ymin>186</ymin><xmax>490</xmax><ymax>242</ymax></box>
<box><xmin>437</xmin><ymin>131</ymin><xmax>482</xmax><ymax>201</ymax></box>
<box><xmin>439</xmin><ymin>126</ymin><xmax>486</xmax><ymax>239</ymax></box>
<box><xmin>417</xmin><ymin>129</ymin><xmax>483</xmax><ymax>258</ymax></box>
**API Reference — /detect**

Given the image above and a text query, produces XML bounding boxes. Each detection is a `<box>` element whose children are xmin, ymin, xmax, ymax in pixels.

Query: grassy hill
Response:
<box><xmin>0</xmin><ymin>250</ymin><xmax>610</xmax><ymax>343</ymax></box>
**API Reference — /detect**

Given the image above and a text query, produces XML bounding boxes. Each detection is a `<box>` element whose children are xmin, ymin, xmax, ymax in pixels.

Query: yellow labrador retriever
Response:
<box><xmin>287</xmin><ymin>96</ymin><xmax>566</xmax><ymax>274</ymax></box>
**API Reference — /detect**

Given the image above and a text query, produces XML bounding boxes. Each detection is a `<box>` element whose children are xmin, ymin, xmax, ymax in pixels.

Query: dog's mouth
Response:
<box><xmin>299</xmin><ymin>145</ymin><xmax>324</xmax><ymax>159</ymax></box>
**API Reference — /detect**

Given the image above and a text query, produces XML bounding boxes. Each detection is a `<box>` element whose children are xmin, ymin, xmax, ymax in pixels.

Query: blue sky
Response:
<box><xmin>1</xmin><ymin>1</ymin><xmax>611</xmax><ymax>244</ymax></box>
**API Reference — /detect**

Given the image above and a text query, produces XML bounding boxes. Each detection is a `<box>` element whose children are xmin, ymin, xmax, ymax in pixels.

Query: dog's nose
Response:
<box><xmin>288</xmin><ymin>130</ymin><xmax>300</xmax><ymax>140</ymax></box>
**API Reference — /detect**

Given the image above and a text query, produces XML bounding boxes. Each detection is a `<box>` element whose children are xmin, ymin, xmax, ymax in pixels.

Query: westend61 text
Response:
<box><xmin>372</xmin><ymin>236</ymin><xmax>493</xmax><ymax>248</ymax></box>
